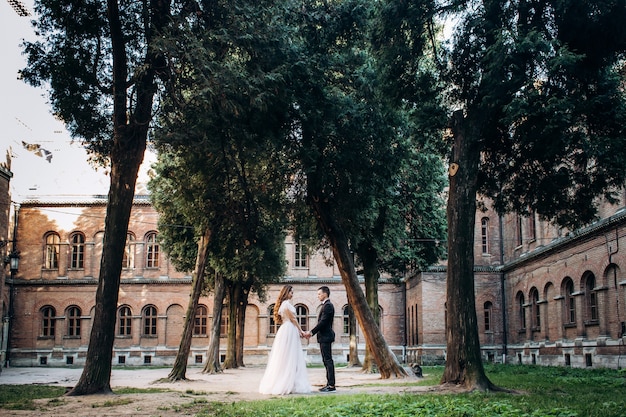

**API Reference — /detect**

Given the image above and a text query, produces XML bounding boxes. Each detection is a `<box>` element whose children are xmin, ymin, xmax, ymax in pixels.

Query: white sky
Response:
<box><xmin>1</xmin><ymin>0</ymin><xmax>154</xmax><ymax>202</ymax></box>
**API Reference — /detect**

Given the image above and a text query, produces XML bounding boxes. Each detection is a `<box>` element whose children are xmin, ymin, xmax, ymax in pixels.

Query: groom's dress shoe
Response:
<box><xmin>319</xmin><ymin>385</ymin><xmax>336</xmax><ymax>392</ymax></box>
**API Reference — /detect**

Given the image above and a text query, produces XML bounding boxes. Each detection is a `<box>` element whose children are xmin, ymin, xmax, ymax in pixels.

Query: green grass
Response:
<box><xmin>0</xmin><ymin>385</ymin><xmax>66</xmax><ymax>410</ymax></box>
<box><xmin>192</xmin><ymin>364</ymin><xmax>626</xmax><ymax>417</ymax></box>
<box><xmin>1</xmin><ymin>364</ymin><xmax>625</xmax><ymax>416</ymax></box>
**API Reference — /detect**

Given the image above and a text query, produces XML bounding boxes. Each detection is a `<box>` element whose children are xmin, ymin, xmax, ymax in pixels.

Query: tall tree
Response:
<box><xmin>440</xmin><ymin>0</ymin><xmax>626</xmax><ymax>389</ymax></box>
<box><xmin>356</xmin><ymin>0</ymin><xmax>447</xmax><ymax>372</ymax></box>
<box><xmin>289</xmin><ymin>0</ymin><xmax>417</xmax><ymax>378</ymax></box>
<box><xmin>149</xmin><ymin>0</ymin><xmax>294</xmax><ymax>378</ymax></box>
<box><xmin>20</xmin><ymin>0</ymin><xmax>171</xmax><ymax>395</ymax></box>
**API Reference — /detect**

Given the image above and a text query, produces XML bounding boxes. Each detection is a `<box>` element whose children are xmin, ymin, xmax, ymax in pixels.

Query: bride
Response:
<box><xmin>259</xmin><ymin>285</ymin><xmax>312</xmax><ymax>395</ymax></box>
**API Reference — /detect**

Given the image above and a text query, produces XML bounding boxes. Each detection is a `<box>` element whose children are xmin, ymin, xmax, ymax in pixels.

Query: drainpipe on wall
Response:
<box><xmin>499</xmin><ymin>214</ymin><xmax>508</xmax><ymax>363</ymax></box>
<box><xmin>5</xmin><ymin>203</ymin><xmax>19</xmax><ymax>368</ymax></box>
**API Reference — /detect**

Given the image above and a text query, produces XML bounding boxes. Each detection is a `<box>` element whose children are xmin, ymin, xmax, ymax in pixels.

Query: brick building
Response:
<box><xmin>405</xmin><ymin>195</ymin><xmax>626</xmax><ymax>368</ymax></box>
<box><xmin>2</xmin><ymin>173</ymin><xmax>625</xmax><ymax>369</ymax></box>
<box><xmin>0</xmin><ymin>159</ymin><xmax>12</xmax><ymax>369</ymax></box>
<box><xmin>5</xmin><ymin>195</ymin><xmax>406</xmax><ymax>367</ymax></box>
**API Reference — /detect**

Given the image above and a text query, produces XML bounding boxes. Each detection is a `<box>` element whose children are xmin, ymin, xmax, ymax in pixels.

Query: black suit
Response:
<box><xmin>311</xmin><ymin>299</ymin><xmax>335</xmax><ymax>387</ymax></box>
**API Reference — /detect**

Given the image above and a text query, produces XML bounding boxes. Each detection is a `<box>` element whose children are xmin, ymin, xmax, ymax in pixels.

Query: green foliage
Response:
<box><xmin>287</xmin><ymin>0</ymin><xmax>448</xmax><ymax>275</ymax></box>
<box><xmin>149</xmin><ymin>0</ymin><xmax>293</xmax><ymax>290</ymax></box>
<box><xmin>447</xmin><ymin>0</ymin><xmax>626</xmax><ymax>228</ymax></box>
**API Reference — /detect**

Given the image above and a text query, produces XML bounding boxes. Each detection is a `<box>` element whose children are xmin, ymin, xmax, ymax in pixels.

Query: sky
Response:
<box><xmin>1</xmin><ymin>0</ymin><xmax>154</xmax><ymax>202</ymax></box>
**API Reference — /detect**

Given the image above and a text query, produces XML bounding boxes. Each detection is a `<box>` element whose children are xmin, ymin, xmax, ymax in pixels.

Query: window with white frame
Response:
<box><xmin>66</xmin><ymin>306</ymin><xmax>81</xmax><ymax>337</ymax></box>
<box><xmin>118</xmin><ymin>306</ymin><xmax>132</xmax><ymax>336</ymax></box>
<box><xmin>41</xmin><ymin>306</ymin><xmax>56</xmax><ymax>337</ymax></box>
<box><xmin>143</xmin><ymin>305</ymin><xmax>157</xmax><ymax>336</ymax></box>
<box><xmin>484</xmin><ymin>301</ymin><xmax>493</xmax><ymax>332</ymax></box>
<box><xmin>194</xmin><ymin>305</ymin><xmax>208</xmax><ymax>335</ymax></box>
<box><xmin>70</xmin><ymin>232</ymin><xmax>85</xmax><ymax>269</ymax></box>
<box><xmin>294</xmin><ymin>241</ymin><xmax>308</xmax><ymax>268</ymax></box>
<box><xmin>145</xmin><ymin>232</ymin><xmax>159</xmax><ymax>268</ymax></box>
<box><xmin>481</xmin><ymin>217</ymin><xmax>490</xmax><ymax>254</ymax></box>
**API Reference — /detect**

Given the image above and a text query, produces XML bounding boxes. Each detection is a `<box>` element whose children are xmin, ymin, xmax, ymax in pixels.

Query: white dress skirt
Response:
<box><xmin>258</xmin><ymin>300</ymin><xmax>312</xmax><ymax>395</ymax></box>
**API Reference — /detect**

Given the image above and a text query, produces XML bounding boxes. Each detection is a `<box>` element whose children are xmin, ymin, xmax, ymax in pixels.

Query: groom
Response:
<box><xmin>307</xmin><ymin>286</ymin><xmax>335</xmax><ymax>392</ymax></box>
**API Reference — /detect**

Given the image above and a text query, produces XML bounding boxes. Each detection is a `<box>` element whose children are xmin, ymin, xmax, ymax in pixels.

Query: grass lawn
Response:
<box><xmin>1</xmin><ymin>364</ymin><xmax>625</xmax><ymax>416</ymax></box>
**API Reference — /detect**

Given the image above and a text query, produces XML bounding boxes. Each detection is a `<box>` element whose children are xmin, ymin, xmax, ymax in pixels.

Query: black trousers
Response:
<box><xmin>320</xmin><ymin>341</ymin><xmax>335</xmax><ymax>386</ymax></box>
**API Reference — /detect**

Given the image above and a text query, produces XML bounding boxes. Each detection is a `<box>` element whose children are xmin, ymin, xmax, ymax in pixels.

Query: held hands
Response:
<box><xmin>300</xmin><ymin>330</ymin><xmax>312</xmax><ymax>339</ymax></box>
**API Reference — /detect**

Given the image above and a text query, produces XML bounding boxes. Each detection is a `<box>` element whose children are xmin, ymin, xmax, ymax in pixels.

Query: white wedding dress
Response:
<box><xmin>258</xmin><ymin>300</ymin><xmax>311</xmax><ymax>395</ymax></box>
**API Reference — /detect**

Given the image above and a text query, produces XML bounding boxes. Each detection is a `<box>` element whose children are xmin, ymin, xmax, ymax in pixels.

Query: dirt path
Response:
<box><xmin>0</xmin><ymin>365</ymin><xmax>431</xmax><ymax>416</ymax></box>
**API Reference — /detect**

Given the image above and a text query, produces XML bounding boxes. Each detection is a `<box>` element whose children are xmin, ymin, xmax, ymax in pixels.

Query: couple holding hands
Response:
<box><xmin>258</xmin><ymin>285</ymin><xmax>336</xmax><ymax>395</ymax></box>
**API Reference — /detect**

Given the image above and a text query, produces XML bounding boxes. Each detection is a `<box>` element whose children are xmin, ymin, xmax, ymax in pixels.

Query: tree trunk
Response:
<box><xmin>168</xmin><ymin>229</ymin><xmax>211</xmax><ymax>381</ymax></box>
<box><xmin>67</xmin><ymin>134</ymin><xmax>144</xmax><ymax>396</ymax></box>
<box><xmin>67</xmin><ymin>0</ymin><xmax>169</xmax><ymax>396</ymax></box>
<box><xmin>361</xmin><ymin>246</ymin><xmax>381</xmax><ymax>373</ymax></box>
<box><xmin>309</xmin><ymin>198</ymin><xmax>407</xmax><ymax>378</ymax></box>
<box><xmin>222</xmin><ymin>282</ymin><xmax>239</xmax><ymax>369</ymax></box>
<box><xmin>347</xmin><ymin>305</ymin><xmax>361</xmax><ymax>367</ymax></box>
<box><xmin>203</xmin><ymin>272</ymin><xmax>225</xmax><ymax>374</ymax></box>
<box><xmin>441</xmin><ymin>110</ymin><xmax>494</xmax><ymax>390</ymax></box>
<box><xmin>235</xmin><ymin>286</ymin><xmax>249</xmax><ymax>368</ymax></box>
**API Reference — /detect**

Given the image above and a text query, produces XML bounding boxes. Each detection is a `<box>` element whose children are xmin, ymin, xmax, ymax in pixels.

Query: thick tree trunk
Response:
<box><xmin>222</xmin><ymin>282</ymin><xmax>239</xmax><ymax>369</ymax></box>
<box><xmin>67</xmin><ymin>0</ymin><xmax>169</xmax><ymax>396</ymax></box>
<box><xmin>442</xmin><ymin>110</ymin><xmax>494</xmax><ymax>390</ymax></box>
<box><xmin>361</xmin><ymin>247</ymin><xmax>381</xmax><ymax>373</ymax></box>
<box><xmin>347</xmin><ymin>306</ymin><xmax>361</xmax><ymax>367</ymax></box>
<box><xmin>309</xmin><ymin>198</ymin><xmax>407</xmax><ymax>378</ymax></box>
<box><xmin>203</xmin><ymin>273</ymin><xmax>225</xmax><ymax>374</ymax></box>
<box><xmin>168</xmin><ymin>229</ymin><xmax>211</xmax><ymax>381</ymax></box>
<box><xmin>68</xmin><ymin>132</ymin><xmax>144</xmax><ymax>396</ymax></box>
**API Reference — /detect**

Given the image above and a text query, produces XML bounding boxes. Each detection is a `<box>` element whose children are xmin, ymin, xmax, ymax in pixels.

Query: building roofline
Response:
<box><xmin>500</xmin><ymin>207</ymin><xmax>626</xmax><ymax>272</ymax></box>
<box><xmin>19</xmin><ymin>194</ymin><xmax>152</xmax><ymax>206</ymax></box>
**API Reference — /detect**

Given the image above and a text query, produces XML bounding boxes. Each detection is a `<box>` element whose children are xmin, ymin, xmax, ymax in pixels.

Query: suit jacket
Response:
<box><xmin>311</xmin><ymin>299</ymin><xmax>335</xmax><ymax>343</ymax></box>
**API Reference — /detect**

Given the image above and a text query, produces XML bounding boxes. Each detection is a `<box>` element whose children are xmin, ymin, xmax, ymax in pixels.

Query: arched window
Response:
<box><xmin>563</xmin><ymin>278</ymin><xmax>576</xmax><ymax>324</ymax></box>
<box><xmin>70</xmin><ymin>233</ymin><xmax>85</xmax><ymax>269</ymax></box>
<box><xmin>268</xmin><ymin>304</ymin><xmax>277</xmax><ymax>334</ymax></box>
<box><xmin>343</xmin><ymin>305</ymin><xmax>351</xmax><ymax>334</ymax></box>
<box><xmin>517</xmin><ymin>292</ymin><xmax>526</xmax><ymax>330</ymax></box>
<box><xmin>295</xmin><ymin>304</ymin><xmax>308</xmax><ymax>331</ymax></box>
<box><xmin>483</xmin><ymin>301</ymin><xmax>493</xmax><ymax>332</ymax></box>
<box><xmin>481</xmin><ymin>217</ymin><xmax>490</xmax><ymax>254</ymax></box>
<box><xmin>41</xmin><ymin>306</ymin><xmax>56</xmax><ymax>337</ymax></box>
<box><xmin>585</xmin><ymin>273</ymin><xmax>598</xmax><ymax>322</ymax></box>
<box><xmin>143</xmin><ymin>305</ymin><xmax>158</xmax><ymax>336</ymax></box>
<box><xmin>145</xmin><ymin>232</ymin><xmax>159</xmax><ymax>268</ymax></box>
<box><xmin>194</xmin><ymin>305</ymin><xmax>208</xmax><ymax>335</ymax></box>
<box><xmin>122</xmin><ymin>233</ymin><xmax>135</xmax><ymax>269</ymax></box>
<box><xmin>530</xmin><ymin>287</ymin><xmax>540</xmax><ymax>330</ymax></box>
<box><xmin>45</xmin><ymin>233</ymin><xmax>60</xmax><ymax>269</ymax></box>
<box><xmin>66</xmin><ymin>306</ymin><xmax>81</xmax><ymax>337</ymax></box>
<box><xmin>118</xmin><ymin>306</ymin><xmax>132</xmax><ymax>336</ymax></box>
